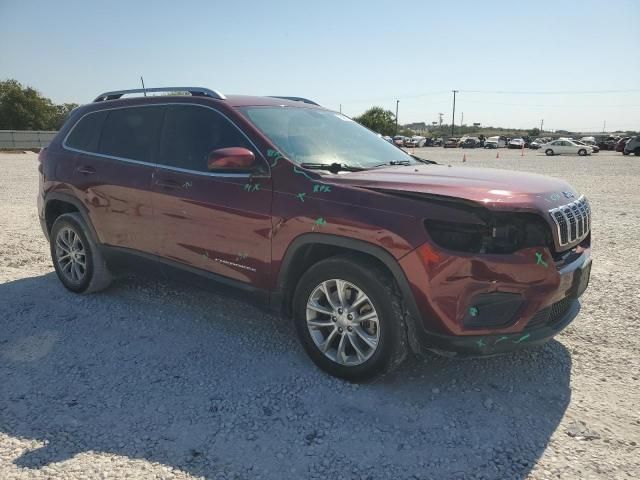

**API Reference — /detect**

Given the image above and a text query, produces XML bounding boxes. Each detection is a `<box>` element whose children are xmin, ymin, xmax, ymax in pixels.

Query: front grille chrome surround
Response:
<box><xmin>549</xmin><ymin>195</ymin><xmax>591</xmax><ymax>247</ymax></box>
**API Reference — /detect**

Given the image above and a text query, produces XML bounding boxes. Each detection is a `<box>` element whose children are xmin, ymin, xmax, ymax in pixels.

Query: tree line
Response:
<box><xmin>0</xmin><ymin>79</ymin><xmax>78</xmax><ymax>130</ymax></box>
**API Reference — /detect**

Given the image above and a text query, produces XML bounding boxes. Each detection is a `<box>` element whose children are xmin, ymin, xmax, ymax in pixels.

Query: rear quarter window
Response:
<box><xmin>65</xmin><ymin>110</ymin><xmax>108</xmax><ymax>152</ymax></box>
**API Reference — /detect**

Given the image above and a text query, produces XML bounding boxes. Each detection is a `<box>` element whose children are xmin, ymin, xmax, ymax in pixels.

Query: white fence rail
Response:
<box><xmin>0</xmin><ymin>130</ymin><xmax>58</xmax><ymax>149</ymax></box>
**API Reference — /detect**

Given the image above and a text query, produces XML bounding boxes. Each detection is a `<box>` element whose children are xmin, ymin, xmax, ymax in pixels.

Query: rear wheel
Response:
<box><xmin>623</xmin><ymin>150</ymin><xmax>630</xmax><ymax>155</ymax></box>
<box><xmin>293</xmin><ymin>255</ymin><xmax>408</xmax><ymax>381</ymax></box>
<box><xmin>50</xmin><ymin>213</ymin><xmax>112</xmax><ymax>294</ymax></box>
<box><xmin>578</xmin><ymin>149</ymin><xmax>587</xmax><ymax>156</ymax></box>
<box><xmin>545</xmin><ymin>149</ymin><xmax>554</xmax><ymax>156</ymax></box>
<box><xmin>635</xmin><ymin>148</ymin><xmax>640</xmax><ymax>156</ymax></box>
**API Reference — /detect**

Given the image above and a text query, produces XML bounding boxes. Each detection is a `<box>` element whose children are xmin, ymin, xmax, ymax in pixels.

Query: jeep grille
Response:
<box><xmin>549</xmin><ymin>195</ymin><xmax>591</xmax><ymax>247</ymax></box>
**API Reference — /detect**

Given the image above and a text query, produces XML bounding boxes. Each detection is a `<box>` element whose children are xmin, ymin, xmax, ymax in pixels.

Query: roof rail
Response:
<box><xmin>268</xmin><ymin>96</ymin><xmax>320</xmax><ymax>106</ymax></box>
<box><xmin>93</xmin><ymin>87</ymin><xmax>226</xmax><ymax>102</ymax></box>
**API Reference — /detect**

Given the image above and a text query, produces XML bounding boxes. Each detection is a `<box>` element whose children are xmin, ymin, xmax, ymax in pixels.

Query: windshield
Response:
<box><xmin>240</xmin><ymin>107</ymin><xmax>415</xmax><ymax>168</ymax></box>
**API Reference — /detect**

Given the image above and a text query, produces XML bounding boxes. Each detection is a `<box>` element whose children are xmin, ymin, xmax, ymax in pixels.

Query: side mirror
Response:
<box><xmin>207</xmin><ymin>147</ymin><xmax>257</xmax><ymax>171</ymax></box>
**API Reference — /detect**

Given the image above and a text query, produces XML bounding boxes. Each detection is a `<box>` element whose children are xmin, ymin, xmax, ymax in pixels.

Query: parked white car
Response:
<box><xmin>508</xmin><ymin>138</ymin><xmax>525</xmax><ymax>149</ymax></box>
<box><xmin>543</xmin><ymin>139</ymin><xmax>592</xmax><ymax>156</ymax></box>
<box><xmin>406</xmin><ymin>135</ymin><xmax>427</xmax><ymax>147</ymax></box>
<box><xmin>484</xmin><ymin>135</ymin><xmax>507</xmax><ymax>148</ymax></box>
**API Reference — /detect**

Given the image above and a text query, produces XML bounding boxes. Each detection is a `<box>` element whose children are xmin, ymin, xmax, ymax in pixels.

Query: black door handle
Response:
<box><xmin>155</xmin><ymin>178</ymin><xmax>181</xmax><ymax>189</ymax></box>
<box><xmin>76</xmin><ymin>166</ymin><xmax>96</xmax><ymax>174</ymax></box>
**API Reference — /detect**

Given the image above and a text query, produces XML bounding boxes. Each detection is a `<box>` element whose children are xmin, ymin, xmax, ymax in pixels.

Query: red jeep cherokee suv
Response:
<box><xmin>38</xmin><ymin>87</ymin><xmax>592</xmax><ymax>380</ymax></box>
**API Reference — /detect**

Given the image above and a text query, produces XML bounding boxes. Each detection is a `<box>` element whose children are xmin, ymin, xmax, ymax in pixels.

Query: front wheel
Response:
<box><xmin>578</xmin><ymin>149</ymin><xmax>587</xmax><ymax>156</ymax></box>
<box><xmin>545</xmin><ymin>149</ymin><xmax>554</xmax><ymax>156</ymax></box>
<box><xmin>293</xmin><ymin>255</ymin><xmax>408</xmax><ymax>381</ymax></box>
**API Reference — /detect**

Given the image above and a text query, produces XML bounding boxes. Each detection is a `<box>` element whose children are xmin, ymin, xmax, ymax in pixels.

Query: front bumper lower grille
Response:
<box><xmin>549</xmin><ymin>195</ymin><xmax>591</xmax><ymax>246</ymax></box>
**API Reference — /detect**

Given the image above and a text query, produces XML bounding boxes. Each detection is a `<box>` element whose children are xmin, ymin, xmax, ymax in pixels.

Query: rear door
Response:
<box><xmin>151</xmin><ymin>104</ymin><xmax>273</xmax><ymax>288</ymax></box>
<box><xmin>66</xmin><ymin>105</ymin><xmax>164</xmax><ymax>254</ymax></box>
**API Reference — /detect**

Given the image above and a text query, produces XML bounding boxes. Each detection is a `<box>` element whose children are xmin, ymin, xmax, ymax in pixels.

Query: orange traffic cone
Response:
<box><xmin>521</xmin><ymin>144</ymin><xmax>525</xmax><ymax>157</ymax></box>
<box><xmin>463</xmin><ymin>153</ymin><xmax>467</xmax><ymax>162</ymax></box>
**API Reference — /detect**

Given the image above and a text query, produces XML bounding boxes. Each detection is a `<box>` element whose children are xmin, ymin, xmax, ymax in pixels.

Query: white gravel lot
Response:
<box><xmin>0</xmin><ymin>149</ymin><xmax>639</xmax><ymax>479</ymax></box>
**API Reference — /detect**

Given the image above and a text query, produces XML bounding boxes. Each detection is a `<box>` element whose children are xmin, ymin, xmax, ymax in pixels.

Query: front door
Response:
<box><xmin>151</xmin><ymin>104</ymin><xmax>272</xmax><ymax>289</ymax></box>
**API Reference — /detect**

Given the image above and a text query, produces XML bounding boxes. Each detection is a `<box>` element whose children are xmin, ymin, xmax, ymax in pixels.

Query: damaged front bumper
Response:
<box><xmin>399</xmin><ymin>242</ymin><xmax>591</xmax><ymax>356</ymax></box>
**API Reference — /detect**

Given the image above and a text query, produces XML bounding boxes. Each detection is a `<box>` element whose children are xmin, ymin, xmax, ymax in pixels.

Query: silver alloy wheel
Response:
<box><xmin>55</xmin><ymin>226</ymin><xmax>87</xmax><ymax>283</ymax></box>
<box><xmin>306</xmin><ymin>279</ymin><xmax>380</xmax><ymax>366</ymax></box>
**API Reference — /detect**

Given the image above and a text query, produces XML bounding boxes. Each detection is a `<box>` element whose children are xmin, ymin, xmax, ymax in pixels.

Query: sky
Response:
<box><xmin>1</xmin><ymin>0</ymin><xmax>639</xmax><ymax>132</ymax></box>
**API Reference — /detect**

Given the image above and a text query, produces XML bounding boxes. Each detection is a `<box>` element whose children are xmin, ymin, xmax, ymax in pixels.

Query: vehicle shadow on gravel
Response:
<box><xmin>1</xmin><ymin>273</ymin><xmax>572</xmax><ymax>480</ymax></box>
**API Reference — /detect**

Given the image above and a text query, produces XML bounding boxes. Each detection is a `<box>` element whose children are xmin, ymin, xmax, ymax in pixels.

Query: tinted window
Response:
<box><xmin>66</xmin><ymin>110</ymin><xmax>108</xmax><ymax>152</ymax></box>
<box><xmin>98</xmin><ymin>106</ymin><xmax>164</xmax><ymax>162</ymax></box>
<box><xmin>159</xmin><ymin>105</ymin><xmax>254</xmax><ymax>172</ymax></box>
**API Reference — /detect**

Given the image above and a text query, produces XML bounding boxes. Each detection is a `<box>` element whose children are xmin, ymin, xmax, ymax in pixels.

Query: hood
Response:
<box><xmin>328</xmin><ymin>165</ymin><xmax>579</xmax><ymax>211</ymax></box>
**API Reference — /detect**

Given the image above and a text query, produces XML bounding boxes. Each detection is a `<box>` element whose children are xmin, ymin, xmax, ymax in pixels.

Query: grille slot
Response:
<box><xmin>549</xmin><ymin>195</ymin><xmax>591</xmax><ymax>247</ymax></box>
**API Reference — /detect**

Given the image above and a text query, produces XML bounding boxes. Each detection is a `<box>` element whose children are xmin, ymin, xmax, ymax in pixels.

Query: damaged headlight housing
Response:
<box><xmin>424</xmin><ymin>212</ymin><xmax>553</xmax><ymax>254</ymax></box>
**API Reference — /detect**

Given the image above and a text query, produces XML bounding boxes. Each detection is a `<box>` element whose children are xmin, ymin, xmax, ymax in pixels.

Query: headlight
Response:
<box><xmin>424</xmin><ymin>213</ymin><xmax>552</xmax><ymax>254</ymax></box>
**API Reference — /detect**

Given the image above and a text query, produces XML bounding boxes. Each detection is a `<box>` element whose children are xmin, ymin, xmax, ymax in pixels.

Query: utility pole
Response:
<box><xmin>461</xmin><ymin>112</ymin><xmax>464</xmax><ymax>126</ymax></box>
<box><xmin>395</xmin><ymin>100</ymin><xmax>399</xmax><ymax>135</ymax></box>
<box><xmin>602</xmin><ymin>120</ymin><xmax>606</xmax><ymax>133</ymax></box>
<box><xmin>140</xmin><ymin>76</ymin><xmax>147</xmax><ymax>96</ymax></box>
<box><xmin>339</xmin><ymin>104</ymin><xmax>342</xmax><ymax>114</ymax></box>
<box><xmin>438</xmin><ymin>113</ymin><xmax>443</xmax><ymax>128</ymax></box>
<box><xmin>540</xmin><ymin>119</ymin><xmax>544</xmax><ymax>133</ymax></box>
<box><xmin>451</xmin><ymin>90</ymin><xmax>458</xmax><ymax>136</ymax></box>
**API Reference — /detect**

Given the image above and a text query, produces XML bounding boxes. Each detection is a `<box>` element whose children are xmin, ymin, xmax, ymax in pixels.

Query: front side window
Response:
<box><xmin>159</xmin><ymin>105</ymin><xmax>254</xmax><ymax>172</ymax></box>
<box><xmin>65</xmin><ymin>110</ymin><xmax>108</xmax><ymax>152</ymax></box>
<box><xmin>240</xmin><ymin>107</ymin><xmax>415</xmax><ymax>168</ymax></box>
<box><xmin>98</xmin><ymin>106</ymin><xmax>165</xmax><ymax>163</ymax></box>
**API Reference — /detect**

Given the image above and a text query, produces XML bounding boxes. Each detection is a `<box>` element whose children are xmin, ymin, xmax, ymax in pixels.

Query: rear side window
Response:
<box><xmin>65</xmin><ymin>110</ymin><xmax>108</xmax><ymax>152</ymax></box>
<box><xmin>98</xmin><ymin>106</ymin><xmax>164</xmax><ymax>162</ymax></box>
<box><xmin>159</xmin><ymin>105</ymin><xmax>254</xmax><ymax>172</ymax></box>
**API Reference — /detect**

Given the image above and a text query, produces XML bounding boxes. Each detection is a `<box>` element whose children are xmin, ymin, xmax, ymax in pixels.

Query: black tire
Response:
<box><xmin>623</xmin><ymin>150</ymin><xmax>630</xmax><ymax>156</ymax></box>
<box><xmin>50</xmin><ymin>212</ymin><xmax>112</xmax><ymax>294</ymax></box>
<box><xmin>545</xmin><ymin>149</ymin><xmax>554</xmax><ymax>156</ymax></box>
<box><xmin>578</xmin><ymin>149</ymin><xmax>587</xmax><ymax>156</ymax></box>
<box><xmin>292</xmin><ymin>255</ymin><xmax>408</xmax><ymax>381</ymax></box>
<box><xmin>635</xmin><ymin>148</ymin><xmax>640</xmax><ymax>156</ymax></box>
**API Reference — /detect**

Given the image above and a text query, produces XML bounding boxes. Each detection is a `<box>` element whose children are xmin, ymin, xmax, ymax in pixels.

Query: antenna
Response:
<box><xmin>140</xmin><ymin>76</ymin><xmax>147</xmax><ymax>97</ymax></box>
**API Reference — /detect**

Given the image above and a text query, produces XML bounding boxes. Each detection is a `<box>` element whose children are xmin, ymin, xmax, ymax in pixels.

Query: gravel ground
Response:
<box><xmin>1</xmin><ymin>149</ymin><xmax>638</xmax><ymax>479</ymax></box>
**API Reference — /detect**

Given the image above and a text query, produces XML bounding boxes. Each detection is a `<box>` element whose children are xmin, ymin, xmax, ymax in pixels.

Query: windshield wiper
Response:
<box><xmin>372</xmin><ymin>160</ymin><xmax>413</xmax><ymax>168</ymax></box>
<box><xmin>409</xmin><ymin>154</ymin><xmax>438</xmax><ymax>165</ymax></box>
<box><xmin>300</xmin><ymin>162</ymin><xmax>367</xmax><ymax>173</ymax></box>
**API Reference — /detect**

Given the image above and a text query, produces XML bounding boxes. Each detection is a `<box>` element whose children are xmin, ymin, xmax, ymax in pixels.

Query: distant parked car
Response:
<box><xmin>598</xmin><ymin>136</ymin><xmax>619</xmax><ymax>151</ymax></box>
<box><xmin>393</xmin><ymin>135</ymin><xmax>406</xmax><ymax>147</ymax></box>
<box><xmin>460</xmin><ymin>137</ymin><xmax>480</xmax><ymax>148</ymax></box>
<box><xmin>433</xmin><ymin>137</ymin><xmax>443</xmax><ymax>146</ymax></box>
<box><xmin>529</xmin><ymin>138</ymin><xmax>545</xmax><ymax>149</ymax></box>
<box><xmin>484</xmin><ymin>135</ymin><xmax>507</xmax><ymax>148</ymax></box>
<box><xmin>543</xmin><ymin>140</ymin><xmax>592</xmax><ymax>156</ymax></box>
<box><xmin>406</xmin><ymin>136</ymin><xmax>427</xmax><ymax>148</ymax></box>
<box><xmin>573</xmin><ymin>140</ymin><xmax>599</xmax><ymax>153</ymax></box>
<box><xmin>615</xmin><ymin>137</ymin><xmax>630</xmax><ymax>153</ymax></box>
<box><xmin>382</xmin><ymin>135</ymin><xmax>393</xmax><ymax>143</ymax></box>
<box><xmin>444</xmin><ymin>138</ymin><xmax>459</xmax><ymax>148</ymax></box>
<box><xmin>623</xmin><ymin>136</ymin><xmax>640</xmax><ymax>155</ymax></box>
<box><xmin>508</xmin><ymin>138</ymin><xmax>525</xmax><ymax>149</ymax></box>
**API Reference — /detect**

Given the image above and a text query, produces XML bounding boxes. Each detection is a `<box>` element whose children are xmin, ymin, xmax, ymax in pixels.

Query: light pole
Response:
<box><xmin>451</xmin><ymin>90</ymin><xmax>458</xmax><ymax>136</ymax></box>
<box><xmin>540</xmin><ymin>119</ymin><xmax>544</xmax><ymax>133</ymax></box>
<box><xmin>395</xmin><ymin>100</ymin><xmax>399</xmax><ymax>135</ymax></box>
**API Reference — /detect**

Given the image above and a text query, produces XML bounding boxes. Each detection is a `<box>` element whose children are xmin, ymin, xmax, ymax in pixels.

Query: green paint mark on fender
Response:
<box><xmin>296</xmin><ymin>192</ymin><xmax>306</xmax><ymax>202</ymax></box>
<box><xmin>314</xmin><ymin>217</ymin><xmax>327</xmax><ymax>227</ymax></box>
<box><xmin>469</xmin><ymin>306</ymin><xmax>479</xmax><ymax>317</ymax></box>
<box><xmin>313</xmin><ymin>184</ymin><xmax>332</xmax><ymax>193</ymax></box>
<box><xmin>535</xmin><ymin>252</ymin><xmax>548</xmax><ymax>268</ymax></box>
<box><xmin>244</xmin><ymin>183</ymin><xmax>261</xmax><ymax>193</ymax></box>
<box><xmin>514</xmin><ymin>333</ymin><xmax>530</xmax><ymax>344</ymax></box>
<box><xmin>494</xmin><ymin>336</ymin><xmax>509</xmax><ymax>344</ymax></box>
<box><xmin>267</xmin><ymin>149</ymin><xmax>284</xmax><ymax>167</ymax></box>
<box><xmin>476</xmin><ymin>339</ymin><xmax>486</xmax><ymax>348</ymax></box>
